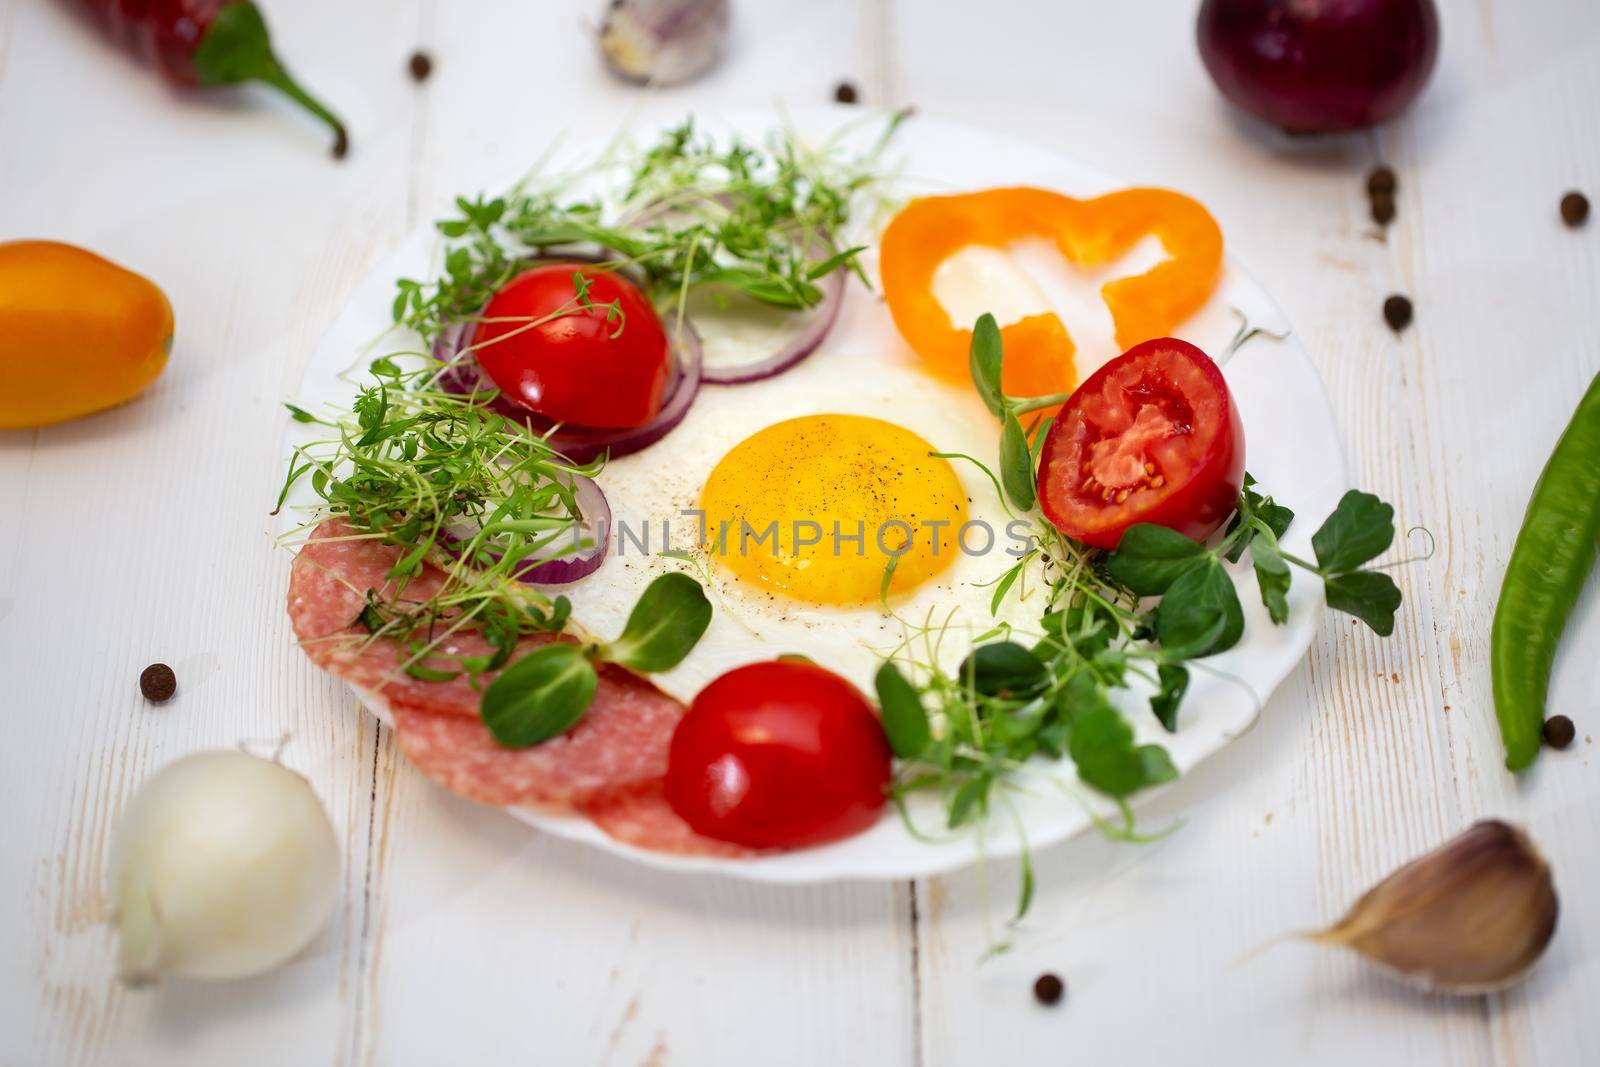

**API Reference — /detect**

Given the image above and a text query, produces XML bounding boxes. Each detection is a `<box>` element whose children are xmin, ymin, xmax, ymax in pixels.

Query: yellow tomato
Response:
<box><xmin>0</xmin><ymin>240</ymin><xmax>174</xmax><ymax>429</ymax></box>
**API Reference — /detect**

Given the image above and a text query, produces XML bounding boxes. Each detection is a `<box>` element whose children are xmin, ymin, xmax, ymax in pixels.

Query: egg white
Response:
<box><xmin>563</xmin><ymin>279</ymin><xmax>1042</xmax><ymax>704</ymax></box>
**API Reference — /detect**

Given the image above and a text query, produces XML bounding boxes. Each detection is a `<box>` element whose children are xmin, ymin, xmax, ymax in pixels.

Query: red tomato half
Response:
<box><xmin>473</xmin><ymin>264</ymin><xmax>671</xmax><ymax>429</ymax></box>
<box><xmin>665</xmin><ymin>660</ymin><xmax>892</xmax><ymax>850</ymax></box>
<box><xmin>1037</xmin><ymin>337</ymin><xmax>1245</xmax><ymax>549</ymax></box>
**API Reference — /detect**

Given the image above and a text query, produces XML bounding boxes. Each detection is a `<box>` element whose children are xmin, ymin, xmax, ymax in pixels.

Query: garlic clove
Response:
<box><xmin>1311</xmin><ymin>820</ymin><xmax>1558</xmax><ymax>994</ymax></box>
<box><xmin>600</xmin><ymin>0</ymin><xmax>731</xmax><ymax>87</ymax></box>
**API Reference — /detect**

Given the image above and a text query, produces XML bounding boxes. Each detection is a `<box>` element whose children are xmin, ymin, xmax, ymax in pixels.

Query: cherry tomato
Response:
<box><xmin>665</xmin><ymin>660</ymin><xmax>892</xmax><ymax>849</ymax></box>
<box><xmin>473</xmin><ymin>264</ymin><xmax>671</xmax><ymax>429</ymax></box>
<box><xmin>1036</xmin><ymin>337</ymin><xmax>1244</xmax><ymax>550</ymax></box>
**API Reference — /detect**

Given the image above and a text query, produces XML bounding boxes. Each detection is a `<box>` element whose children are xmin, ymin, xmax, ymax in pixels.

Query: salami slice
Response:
<box><xmin>388</xmin><ymin>664</ymin><xmax>683</xmax><ymax>808</ymax></box>
<box><xmin>579</xmin><ymin>780</ymin><xmax>756</xmax><ymax>859</ymax></box>
<box><xmin>286</xmin><ymin>519</ymin><xmax>691</xmax><ymax>815</ymax></box>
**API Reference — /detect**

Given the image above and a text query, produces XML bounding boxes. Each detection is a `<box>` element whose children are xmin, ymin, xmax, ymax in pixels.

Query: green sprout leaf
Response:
<box><xmin>999</xmin><ymin>409</ymin><xmax>1037</xmax><ymax>511</ymax></box>
<box><xmin>1137</xmin><ymin>745</ymin><xmax>1180</xmax><ymax>787</ymax></box>
<box><xmin>1029</xmin><ymin>415</ymin><xmax>1055</xmax><ymax>464</ymax></box>
<box><xmin>969</xmin><ymin>313</ymin><xmax>1005</xmax><ymax>417</ymax></box>
<box><xmin>602</xmin><ymin>572</ymin><xmax>713</xmax><ymax>672</ymax></box>
<box><xmin>1224</xmin><ymin>473</ymin><xmax>1295</xmax><ymax>563</ymax></box>
<box><xmin>1311</xmin><ymin>490</ymin><xmax>1396</xmax><ymax>574</ymax></box>
<box><xmin>1248</xmin><ymin>525</ymin><xmax>1294</xmax><ymax>625</ymax></box>
<box><xmin>875</xmin><ymin>662</ymin><xmax>932</xmax><ymax>760</ymax></box>
<box><xmin>1107</xmin><ymin>524</ymin><xmax>1211</xmax><ymax>596</ymax></box>
<box><xmin>948</xmin><ymin>774</ymin><xmax>992</xmax><ymax>829</ymax></box>
<box><xmin>1150</xmin><ymin>663</ymin><xmax>1189</xmax><ymax>733</ymax></box>
<box><xmin>1069</xmin><ymin>702</ymin><xmax>1169</xmax><ymax>798</ymax></box>
<box><xmin>1153</xmin><ymin>559</ymin><xmax>1244</xmax><ymax>658</ymax></box>
<box><xmin>481</xmin><ymin>643</ymin><xmax>599</xmax><ymax>748</ymax></box>
<box><xmin>960</xmin><ymin>641</ymin><xmax>1048</xmax><ymax>697</ymax></box>
<box><xmin>1323</xmin><ymin>570</ymin><xmax>1403</xmax><ymax>636</ymax></box>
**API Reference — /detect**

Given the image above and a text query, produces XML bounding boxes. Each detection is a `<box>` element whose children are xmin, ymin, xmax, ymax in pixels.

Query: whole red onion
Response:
<box><xmin>1197</xmin><ymin>0</ymin><xmax>1440</xmax><ymax>134</ymax></box>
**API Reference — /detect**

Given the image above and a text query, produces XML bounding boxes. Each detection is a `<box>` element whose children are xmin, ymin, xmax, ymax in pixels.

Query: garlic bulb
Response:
<box><xmin>599</xmin><ymin>0</ymin><xmax>731</xmax><ymax>86</ymax></box>
<box><xmin>1312</xmin><ymin>820</ymin><xmax>1558</xmax><ymax>993</ymax></box>
<box><xmin>108</xmin><ymin>750</ymin><xmax>341</xmax><ymax>984</ymax></box>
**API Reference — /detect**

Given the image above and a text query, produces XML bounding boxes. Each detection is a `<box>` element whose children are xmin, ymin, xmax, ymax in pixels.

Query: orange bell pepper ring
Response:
<box><xmin>879</xmin><ymin>186</ymin><xmax>1223</xmax><ymax>401</ymax></box>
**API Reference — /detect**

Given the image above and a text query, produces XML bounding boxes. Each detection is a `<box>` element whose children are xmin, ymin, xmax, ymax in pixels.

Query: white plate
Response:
<box><xmin>280</xmin><ymin>109</ymin><xmax>1345</xmax><ymax>883</ymax></box>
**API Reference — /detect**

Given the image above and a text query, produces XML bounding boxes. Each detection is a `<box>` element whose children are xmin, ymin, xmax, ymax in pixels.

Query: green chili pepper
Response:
<box><xmin>1491</xmin><ymin>369</ymin><xmax>1600</xmax><ymax>771</ymax></box>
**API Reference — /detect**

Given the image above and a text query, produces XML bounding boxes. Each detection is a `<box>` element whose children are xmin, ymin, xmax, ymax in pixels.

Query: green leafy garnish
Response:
<box><xmin>969</xmin><ymin>312</ymin><xmax>1006</xmax><ymax>417</ymax></box>
<box><xmin>1223</xmin><ymin>473</ymin><xmax>1294</xmax><ymax>562</ymax></box>
<box><xmin>1323</xmin><ymin>570</ymin><xmax>1403</xmax><ymax>636</ymax></box>
<box><xmin>393</xmin><ymin>117</ymin><xmax>902</xmax><ymax>343</ymax></box>
<box><xmin>1150</xmin><ymin>664</ymin><xmax>1189</xmax><ymax>733</ymax></box>
<box><xmin>1068</xmin><ymin>692</ymin><xmax>1178</xmax><ymax>798</ymax></box>
<box><xmin>601</xmin><ymin>572</ymin><xmax>714</xmax><ymax>672</ymax></box>
<box><xmin>999</xmin><ymin>409</ymin><xmax>1037</xmax><ymax>512</ymax></box>
<box><xmin>482</xmin><ymin>644</ymin><xmax>599</xmax><ymax>747</ymax></box>
<box><xmin>1311</xmin><ymin>490</ymin><xmax>1396</xmax><ymax>573</ymax></box>
<box><xmin>875</xmin><ymin>662</ymin><xmax>932</xmax><ymax>759</ymax></box>
<box><xmin>1105</xmin><ymin>524</ymin><xmax>1210</xmax><ymax>595</ymax></box>
<box><xmin>1153</xmin><ymin>558</ymin><xmax>1244</xmax><ymax>657</ymax></box>
<box><xmin>1247</xmin><ymin>525</ymin><xmax>1293</xmax><ymax>625</ymax></box>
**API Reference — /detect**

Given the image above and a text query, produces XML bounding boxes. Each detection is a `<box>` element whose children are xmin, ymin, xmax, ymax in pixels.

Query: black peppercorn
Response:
<box><xmin>1370</xmin><ymin>191</ymin><xmax>1396</xmax><ymax>227</ymax></box>
<box><xmin>409</xmin><ymin>51</ymin><xmax>434</xmax><ymax>83</ymax></box>
<box><xmin>140</xmin><ymin>663</ymin><xmax>177</xmax><ymax>703</ymax></box>
<box><xmin>1366</xmin><ymin>166</ymin><xmax>1396</xmax><ymax>197</ymax></box>
<box><xmin>1033</xmin><ymin>973</ymin><xmax>1065</xmax><ymax>1006</ymax></box>
<box><xmin>1542</xmin><ymin>714</ymin><xmax>1576</xmax><ymax>749</ymax></box>
<box><xmin>834</xmin><ymin>81</ymin><xmax>859</xmax><ymax>105</ymax></box>
<box><xmin>1383</xmin><ymin>294</ymin><xmax>1413</xmax><ymax>334</ymax></box>
<box><xmin>1560</xmin><ymin>191</ymin><xmax>1589</xmax><ymax>228</ymax></box>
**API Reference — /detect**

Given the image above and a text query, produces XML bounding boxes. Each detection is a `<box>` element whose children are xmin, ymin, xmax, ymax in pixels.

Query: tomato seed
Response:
<box><xmin>1542</xmin><ymin>715</ymin><xmax>1576</xmax><ymax>749</ymax></box>
<box><xmin>140</xmin><ymin>663</ymin><xmax>176</xmax><ymax>703</ymax></box>
<box><xmin>1033</xmin><ymin>973</ymin><xmax>1065</xmax><ymax>1006</ymax></box>
<box><xmin>1383</xmin><ymin>294</ymin><xmax>1413</xmax><ymax>334</ymax></box>
<box><xmin>1561</xmin><ymin>191</ymin><xmax>1589</xmax><ymax>228</ymax></box>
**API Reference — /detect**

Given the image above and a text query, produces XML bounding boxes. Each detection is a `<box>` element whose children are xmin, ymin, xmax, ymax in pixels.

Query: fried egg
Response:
<box><xmin>564</xmin><ymin>287</ymin><xmax>1038</xmax><ymax>704</ymax></box>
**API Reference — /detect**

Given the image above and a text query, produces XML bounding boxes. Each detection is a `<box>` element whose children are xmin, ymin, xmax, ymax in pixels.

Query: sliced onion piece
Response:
<box><xmin>626</xmin><ymin>193</ymin><xmax>850</xmax><ymax>385</ymax></box>
<box><xmin>696</xmin><ymin>265</ymin><xmax>846</xmax><ymax>385</ymax></box>
<box><xmin>442</xmin><ymin>475</ymin><xmax>612</xmax><ymax>586</ymax></box>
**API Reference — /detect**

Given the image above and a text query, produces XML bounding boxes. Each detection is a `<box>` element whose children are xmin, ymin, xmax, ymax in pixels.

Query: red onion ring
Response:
<box><xmin>442</xmin><ymin>474</ymin><xmax>612</xmax><ymax>586</ymax></box>
<box><xmin>698</xmin><ymin>264</ymin><xmax>846</xmax><ymax>385</ymax></box>
<box><xmin>626</xmin><ymin>195</ymin><xmax>850</xmax><ymax>385</ymax></box>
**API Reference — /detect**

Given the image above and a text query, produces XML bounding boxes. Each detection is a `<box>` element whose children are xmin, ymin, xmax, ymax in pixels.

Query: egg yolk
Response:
<box><xmin>699</xmin><ymin>414</ymin><xmax>967</xmax><ymax>605</ymax></box>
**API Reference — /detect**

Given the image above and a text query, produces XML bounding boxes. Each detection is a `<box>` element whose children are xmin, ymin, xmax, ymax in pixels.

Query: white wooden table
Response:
<box><xmin>3</xmin><ymin>1</ymin><xmax>1597</xmax><ymax>1063</ymax></box>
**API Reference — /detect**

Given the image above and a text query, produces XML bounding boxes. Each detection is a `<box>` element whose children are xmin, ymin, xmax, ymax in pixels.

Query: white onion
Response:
<box><xmin>108</xmin><ymin>750</ymin><xmax>341</xmax><ymax>984</ymax></box>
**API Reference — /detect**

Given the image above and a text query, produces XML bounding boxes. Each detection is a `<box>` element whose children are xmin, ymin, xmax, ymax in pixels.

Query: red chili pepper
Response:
<box><xmin>71</xmin><ymin>1</ymin><xmax>348</xmax><ymax>158</ymax></box>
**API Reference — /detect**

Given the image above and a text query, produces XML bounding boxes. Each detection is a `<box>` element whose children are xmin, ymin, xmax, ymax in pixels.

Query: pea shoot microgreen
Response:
<box><xmin>881</xmin><ymin>314</ymin><xmax>1406</xmax><ymax>920</ymax></box>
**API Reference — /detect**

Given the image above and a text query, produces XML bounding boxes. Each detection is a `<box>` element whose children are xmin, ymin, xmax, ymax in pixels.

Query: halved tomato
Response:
<box><xmin>665</xmin><ymin>660</ymin><xmax>891</xmax><ymax>850</ymax></box>
<box><xmin>1036</xmin><ymin>337</ymin><xmax>1244</xmax><ymax>549</ymax></box>
<box><xmin>473</xmin><ymin>264</ymin><xmax>670</xmax><ymax>429</ymax></box>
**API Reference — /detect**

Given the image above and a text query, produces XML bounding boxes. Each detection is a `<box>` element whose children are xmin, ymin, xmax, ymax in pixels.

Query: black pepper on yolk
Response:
<box><xmin>699</xmin><ymin>414</ymin><xmax>967</xmax><ymax>605</ymax></box>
